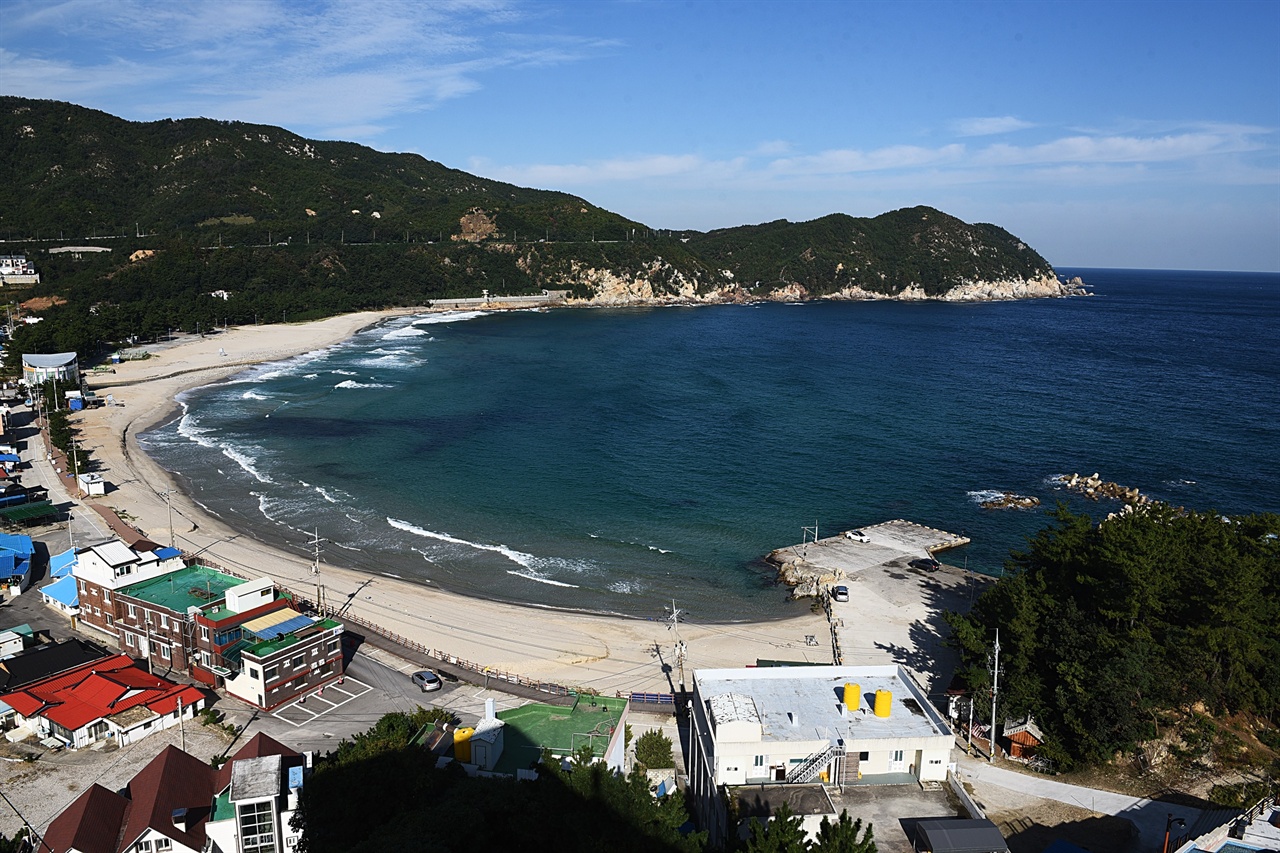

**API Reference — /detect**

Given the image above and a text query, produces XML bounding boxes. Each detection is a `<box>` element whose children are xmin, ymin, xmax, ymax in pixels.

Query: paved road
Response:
<box><xmin>956</xmin><ymin>753</ymin><xmax>1201</xmax><ymax>851</ymax></box>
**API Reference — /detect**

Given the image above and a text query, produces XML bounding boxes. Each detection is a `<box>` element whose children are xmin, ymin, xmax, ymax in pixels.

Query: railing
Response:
<box><xmin>786</xmin><ymin>744</ymin><xmax>838</xmax><ymax>784</ymax></box>
<box><xmin>617</xmin><ymin>691</ymin><xmax>676</xmax><ymax>705</ymax></box>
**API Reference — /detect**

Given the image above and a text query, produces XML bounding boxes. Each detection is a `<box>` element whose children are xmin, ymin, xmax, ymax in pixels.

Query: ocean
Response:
<box><xmin>141</xmin><ymin>268</ymin><xmax>1280</xmax><ymax>621</ymax></box>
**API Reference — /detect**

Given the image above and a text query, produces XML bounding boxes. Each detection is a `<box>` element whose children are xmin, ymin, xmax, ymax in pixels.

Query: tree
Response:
<box><xmin>813</xmin><ymin>811</ymin><xmax>876</xmax><ymax>853</ymax></box>
<box><xmin>744</xmin><ymin>803</ymin><xmax>809</xmax><ymax>853</ymax></box>
<box><xmin>635</xmin><ymin>728</ymin><xmax>675</xmax><ymax>769</ymax></box>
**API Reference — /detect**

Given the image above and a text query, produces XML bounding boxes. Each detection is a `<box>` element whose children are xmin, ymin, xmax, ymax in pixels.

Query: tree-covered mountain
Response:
<box><xmin>0</xmin><ymin>96</ymin><xmax>1074</xmax><ymax>359</ymax></box>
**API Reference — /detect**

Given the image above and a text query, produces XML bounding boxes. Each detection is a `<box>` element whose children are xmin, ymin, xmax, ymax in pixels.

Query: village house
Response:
<box><xmin>0</xmin><ymin>653</ymin><xmax>207</xmax><ymax>749</ymax></box>
<box><xmin>688</xmin><ymin>664</ymin><xmax>955</xmax><ymax>846</ymax></box>
<box><xmin>40</xmin><ymin>731</ymin><xmax>307</xmax><ymax>853</ymax></box>
<box><xmin>71</xmin><ymin>539</ymin><xmax>186</xmax><ymax>638</ymax></box>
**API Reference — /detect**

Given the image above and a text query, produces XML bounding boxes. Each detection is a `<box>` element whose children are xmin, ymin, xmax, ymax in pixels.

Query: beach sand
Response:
<box><xmin>58</xmin><ymin>312</ymin><xmax>838</xmax><ymax>696</ymax></box>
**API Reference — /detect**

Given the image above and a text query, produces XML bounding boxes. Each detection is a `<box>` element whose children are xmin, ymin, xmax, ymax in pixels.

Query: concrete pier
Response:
<box><xmin>768</xmin><ymin>519</ymin><xmax>970</xmax><ymax>582</ymax></box>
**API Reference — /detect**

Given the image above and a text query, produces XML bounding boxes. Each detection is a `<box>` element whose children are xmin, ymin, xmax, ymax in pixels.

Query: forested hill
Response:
<box><xmin>1</xmin><ymin>96</ymin><xmax>1072</xmax><ymax>357</ymax></box>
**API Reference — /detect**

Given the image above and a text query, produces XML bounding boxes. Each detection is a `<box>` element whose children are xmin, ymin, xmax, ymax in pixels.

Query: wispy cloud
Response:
<box><xmin>0</xmin><ymin>0</ymin><xmax>606</xmax><ymax>142</ymax></box>
<box><xmin>953</xmin><ymin>116</ymin><xmax>1035</xmax><ymax>136</ymax></box>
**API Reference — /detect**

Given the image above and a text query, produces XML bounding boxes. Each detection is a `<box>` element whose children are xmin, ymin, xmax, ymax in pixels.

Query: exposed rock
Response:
<box><xmin>766</xmin><ymin>549</ymin><xmax>840</xmax><ymax>600</ymax></box>
<box><xmin>1055</xmin><ymin>473</ymin><xmax>1153</xmax><ymax>506</ymax></box>
<box><xmin>454</xmin><ymin>208</ymin><xmax>498</xmax><ymax>242</ymax></box>
<box><xmin>981</xmin><ymin>492</ymin><xmax>1041</xmax><ymax>510</ymax></box>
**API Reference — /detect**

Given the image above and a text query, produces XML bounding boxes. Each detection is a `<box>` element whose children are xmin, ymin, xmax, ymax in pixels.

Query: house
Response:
<box><xmin>1</xmin><ymin>638</ymin><xmax>113</xmax><ymax>735</ymax></box>
<box><xmin>1001</xmin><ymin>714</ymin><xmax>1044</xmax><ymax>761</ymax></box>
<box><xmin>71</xmin><ymin>539</ymin><xmax>186</xmax><ymax>638</ymax></box>
<box><xmin>21</xmin><ymin>351</ymin><xmax>79</xmax><ymax>386</ymax></box>
<box><xmin>0</xmin><ymin>653</ymin><xmax>207</xmax><ymax>748</ymax></box>
<box><xmin>688</xmin><ymin>664</ymin><xmax>955</xmax><ymax>847</ymax></box>
<box><xmin>39</xmin><ymin>547</ymin><xmax>80</xmax><ymax>617</ymax></box>
<box><xmin>0</xmin><ymin>531</ymin><xmax>35</xmax><ymax>595</ymax></box>
<box><xmin>40</xmin><ymin>732</ymin><xmax>307</xmax><ymax>853</ymax></box>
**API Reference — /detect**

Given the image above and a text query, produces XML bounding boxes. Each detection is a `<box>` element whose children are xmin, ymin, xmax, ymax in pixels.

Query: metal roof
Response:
<box><xmin>708</xmin><ymin>692</ymin><xmax>761</xmax><ymax>726</ymax></box>
<box><xmin>243</xmin><ymin>610</ymin><xmax>314</xmax><ymax>640</ymax></box>
<box><xmin>915</xmin><ymin>819</ymin><xmax>1009</xmax><ymax>853</ymax></box>
<box><xmin>40</xmin><ymin>574</ymin><xmax>79</xmax><ymax>607</ymax></box>
<box><xmin>21</xmin><ymin>352</ymin><xmax>77</xmax><ymax>368</ymax></box>
<box><xmin>88</xmin><ymin>540</ymin><xmax>140</xmax><ymax>567</ymax></box>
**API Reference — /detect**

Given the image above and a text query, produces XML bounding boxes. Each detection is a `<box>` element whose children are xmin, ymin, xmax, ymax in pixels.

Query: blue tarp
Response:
<box><xmin>0</xmin><ymin>454</ymin><xmax>19</xmax><ymax>463</ymax></box>
<box><xmin>0</xmin><ymin>533</ymin><xmax>35</xmax><ymax>558</ymax></box>
<box><xmin>50</xmin><ymin>548</ymin><xmax>77</xmax><ymax>578</ymax></box>
<box><xmin>40</xmin><ymin>575</ymin><xmax>79</xmax><ymax>608</ymax></box>
<box><xmin>153</xmin><ymin>547</ymin><xmax>182</xmax><ymax>560</ymax></box>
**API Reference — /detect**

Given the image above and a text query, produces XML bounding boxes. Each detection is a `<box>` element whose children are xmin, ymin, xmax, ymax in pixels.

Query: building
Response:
<box><xmin>1001</xmin><ymin>714</ymin><xmax>1044</xmax><ymax>761</ymax></box>
<box><xmin>0</xmin><ymin>254</ymin><xmax>39</xmax><ymax>285</ymax></box>
<box><xmin>38</xmin><ymin>547</ymin><xmax>80</xmax><ymax>617</ymax></box>
<box><xmin>21</xmin><ymin>351</ymin><xmax>79</xmax><ymax>386</ymax></box>
<box><xmin>688</xmin><ymin>664</ymin><xmax>955</xmax><ymax>846</ymax></box>
<box><xmin>0</xmin><ymin>531</ymin><xmax>35</xmax><ymax>595</ymax></box>
<box><xmin>40</xmin><ymin>732</ymin><xmax>307</xmax><ymax>853</ymax></box>
<box><xmin>914</xmin><ymin>818</ymin><xmax>1010</xmax><ymax>853</ymax></box>
<box><xmin>0</xmin><ymin>653</ymin><xmax>207</xmax><ymax>748</ymax></box>
<box><xmin>72</xmin><ymin>540</ymin><xmax>346</xmax><ymax>710</ymax></box>
<box><xmin>71</xmin><ymin>539</ymin><xmax>186</xmax><ymax>638</ymax></box>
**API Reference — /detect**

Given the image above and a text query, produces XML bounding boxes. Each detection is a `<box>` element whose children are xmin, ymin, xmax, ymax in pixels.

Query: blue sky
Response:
<box><xmin>3</xmin><ymin>0</ymin><xmax>1278</xmax><ymax>271</ymax></box>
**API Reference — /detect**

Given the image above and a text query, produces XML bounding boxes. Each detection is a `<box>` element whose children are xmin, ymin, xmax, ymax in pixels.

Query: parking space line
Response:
<box><xmin>270</xmin><ymin>676</ymin><xmax>372</xmax><ymax>726</ymax></box>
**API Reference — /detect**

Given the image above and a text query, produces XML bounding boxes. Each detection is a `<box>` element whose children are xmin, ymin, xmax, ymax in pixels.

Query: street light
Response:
<box><xmin>1162</xmin><ymin>813</ymin><xmax>1186</xmax><ymax>853</ymax></box>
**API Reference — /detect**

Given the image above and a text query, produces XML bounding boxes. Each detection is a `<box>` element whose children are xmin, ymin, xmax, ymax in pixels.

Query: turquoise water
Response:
<box><xmin>142</xmin><ymin>268</ymin><xmax>1280</xmax><ymax>619</ymax></box>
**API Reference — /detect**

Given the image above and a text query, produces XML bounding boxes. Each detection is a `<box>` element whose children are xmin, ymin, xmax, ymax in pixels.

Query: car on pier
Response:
<box><xmin>909</xmin><ymin>557</ymin><xmax>941</xmax><ymax>572</ymax></box>
<box><xmin>831</xmin><ymin>585</ymin><xmax>850</xmax><ymax>602</ymax></box>
<box><xmin>844</xmin><ymin>530</ymin><xmax>871</xmax><ymax>543</ymax></box>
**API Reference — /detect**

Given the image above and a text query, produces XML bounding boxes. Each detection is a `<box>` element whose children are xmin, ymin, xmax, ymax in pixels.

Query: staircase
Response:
<box><xmin>786</xmin><ymin>744</ymin><xmax>838</xmax><ymax>784</ymax></box>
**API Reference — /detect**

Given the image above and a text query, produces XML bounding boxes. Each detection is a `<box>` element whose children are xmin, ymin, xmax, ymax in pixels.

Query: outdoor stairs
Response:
<box><xmin>786</xmin><ymin>744</ymin><xmax>838</xmax><ymax>784</ymax></box>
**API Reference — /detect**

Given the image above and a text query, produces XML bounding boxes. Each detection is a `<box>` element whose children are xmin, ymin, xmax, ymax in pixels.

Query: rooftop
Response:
<box><xmin>119</xmin><ymin>564</ymin><xmax>243</xmax><ymax>612</ymax></box>
<box><xmin>491</xmin><ymin>695</ymin><xmax>627</xmax><ymax>777</ymax></box>
<box><xmin>231</xmin><ymin>754</ymin><xmax>283</xmax><ymax>802</ymax></box>
<box><xmin>695</xmin><ymin>664</ymin><xmax>952</xmax><ymax>745</ymax></box>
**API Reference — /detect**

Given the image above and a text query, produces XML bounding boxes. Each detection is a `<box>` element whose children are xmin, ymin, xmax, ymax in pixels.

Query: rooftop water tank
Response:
<box><xmin>874</xmin><ymin>689</ymin><xmax>892</xmax><ymax>718</ymax></box>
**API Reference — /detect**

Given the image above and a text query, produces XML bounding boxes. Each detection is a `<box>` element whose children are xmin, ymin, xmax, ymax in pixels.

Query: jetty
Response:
<box><xmin>767</xmin><ymin>519</ymin><xmax>970</xmax><ymax>596</ymax></box>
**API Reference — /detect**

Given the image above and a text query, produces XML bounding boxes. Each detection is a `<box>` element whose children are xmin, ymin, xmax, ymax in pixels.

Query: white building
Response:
<box><xmin>689</xmin><ymin>664</ymin><xmax>955</xmax><ymax>845</ymax></box>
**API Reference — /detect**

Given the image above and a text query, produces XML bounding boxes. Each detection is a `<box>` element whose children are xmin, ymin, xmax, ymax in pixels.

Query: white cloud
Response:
<box><xmin>952</xmin><ymin>116</ymin><xmax>1035</xmax><ymax>136</ymax></box>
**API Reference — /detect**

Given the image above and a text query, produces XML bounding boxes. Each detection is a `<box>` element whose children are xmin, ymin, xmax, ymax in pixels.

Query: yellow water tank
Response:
<box><xmin>843</xmin><ymin>682</ymin><xmax>860</xmax><ymax>712</ymax></box>
<box><xmin>454</xmin><ymin>726</ymin><xmax>474</xmax><ymax>763</ymax></box>
<box><xmin>874</xmin><ymin>689</ymin><xmax>892</xmax><ymax>718</ymax></box>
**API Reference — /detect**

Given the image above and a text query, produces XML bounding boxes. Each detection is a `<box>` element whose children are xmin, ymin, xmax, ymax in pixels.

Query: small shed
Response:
<box><xmin>76</xmin><ymin>472</ymin><xmax>106</xmax><ymax>496</ymax></box>
<box><xmin>1002</xmin><ymin>714</ymin><xmax>1044</xmax><ymax>760</ymax></box>
<box><xmin>915</xmin><ymin>818</ymin><xmax>1009</xmax><ymax>853</ymax></box>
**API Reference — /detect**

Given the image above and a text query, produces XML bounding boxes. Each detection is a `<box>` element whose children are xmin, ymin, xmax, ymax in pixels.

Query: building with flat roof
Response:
<box><xmin>689</xmin><ymin>664</ymin><xmax>955</xmax><ymax>846</ymax></box>
<box><xmin>21</xmin><ymin>351</ymin><xmax>78</xmax><ymax>386</ymax></box>
<box><xmin>71</xmin><ymin>539</ymin><xmax>186</xmax><ymax>637</ymax></box>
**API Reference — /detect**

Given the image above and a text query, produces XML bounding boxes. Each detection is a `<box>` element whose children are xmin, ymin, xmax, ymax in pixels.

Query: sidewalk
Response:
<box><xmin>956</xmin><ymin>752</ymin><xmax>1201</xmax><ymax>851</ymax></box>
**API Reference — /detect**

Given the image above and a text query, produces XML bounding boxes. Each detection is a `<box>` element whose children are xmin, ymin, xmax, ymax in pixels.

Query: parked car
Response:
<box><xmin>909</xmin><ymin>557</ymin><xmax>941</xmax><ymax>572</ymax></box>
<box><xmin>831</xmin><ymin>585</ymin><xmax>850</xmax><ymax>602</ymax></box>
<box><xmin>411</xmin><ymin>670</ymin><xmax>443</xmax><ymax>692</ymax></box>
<box><xmin>844</xmin><ymin>530</ymin><xmax>871</xmax><ymax>543</ymax></box>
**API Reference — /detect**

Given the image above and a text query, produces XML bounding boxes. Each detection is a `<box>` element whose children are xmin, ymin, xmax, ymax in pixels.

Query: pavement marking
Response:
<box><xmin>269</xmin><ymin>676</ymin><xmax>373</xmax><ymax>727</ymax></box>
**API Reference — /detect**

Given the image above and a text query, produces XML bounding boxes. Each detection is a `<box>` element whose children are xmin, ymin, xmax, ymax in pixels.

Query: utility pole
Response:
<box><xmin>178</xmin><ymin>697</ymin><xmax>185</xmax><ymax>752</ymax></box>
<box><xmin>667</xmin><ymin>599</ymin><xmax>687</xmax><ymax>697</ymax></box>
<box><xmin>160</xmin><ymin>489</ymin><xmax>176</xmax><ymax>548</ymax></box>
<box><xmin>308</xmin><ymin>528</ymin><xmax>325</xmax><ymax>613</ymax></box>
<box><xmin>989</xmin><ymin>628</ymin><xmax>1001</xmax><ymax>763</ymax></box>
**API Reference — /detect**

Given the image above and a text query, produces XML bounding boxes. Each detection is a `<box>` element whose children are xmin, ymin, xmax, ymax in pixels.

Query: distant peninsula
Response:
<box><xmin>0</xmin><ymin>96</ymin><xmax>1082</xmax><ymax>355</ymax></box>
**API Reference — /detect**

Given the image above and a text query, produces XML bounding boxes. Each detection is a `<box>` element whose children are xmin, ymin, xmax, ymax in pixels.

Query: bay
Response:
<box><xmin>142</xmin><ymin>268</ymin><xmax>1280</xmax><ymax>620</ymax></box>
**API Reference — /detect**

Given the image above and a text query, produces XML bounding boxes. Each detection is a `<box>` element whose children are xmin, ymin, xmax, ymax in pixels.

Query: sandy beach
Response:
<box><xmin>55</xmin><ymin>311</ymin><xmax>839</xmax><ymax>696</ymax></box>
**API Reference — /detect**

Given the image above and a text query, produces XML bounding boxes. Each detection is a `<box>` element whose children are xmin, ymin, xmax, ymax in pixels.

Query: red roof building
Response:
<box><xmin>0</xmin><ymin>654</ymin><xmax>207</xmax><ymax>749</ymax></box>
<box><xmin>40</xmin><ymin>733</ymin><xmax>303</xmax><ymax>853</ymax></box>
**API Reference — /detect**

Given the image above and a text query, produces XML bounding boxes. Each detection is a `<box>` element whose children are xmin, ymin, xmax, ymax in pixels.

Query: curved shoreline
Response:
<box><xmin>72</xmin><ymin>310</ymin><xmax>831</xmax><ymax>694</ymax></box>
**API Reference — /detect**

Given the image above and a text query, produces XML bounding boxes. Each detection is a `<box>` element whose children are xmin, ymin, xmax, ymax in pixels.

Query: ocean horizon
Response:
<box><xmin>141</xmin><ymin>267</ymin><xmax>1280</xmax><ymax>621</ymax></box>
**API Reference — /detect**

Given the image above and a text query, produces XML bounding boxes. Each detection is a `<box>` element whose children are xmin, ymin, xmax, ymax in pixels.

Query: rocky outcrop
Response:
<box><xmin>829</xmin><ymin>273</ymin><xmax>1086</xmax><ymax>302</ymax></box>
<box><xmin>767</xmin><ymin>550</ymin><xmax>839</xmax><ymax>600</ymax></box>
<box><xmin>1056</xmin><ymin>473</ymin><xmax>1153</xmax><ymax>506</ymax></box>
<box><xmin>981</xmin><ymin>492</ymin><xmax>1042</xmax><ymax>510</ymax></box>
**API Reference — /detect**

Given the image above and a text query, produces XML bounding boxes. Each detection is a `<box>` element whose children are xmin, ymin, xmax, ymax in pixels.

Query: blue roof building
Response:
<box><xmin>40</xmin><ymin>574</ymin><xmax>80</xmax><ymax>616</ymax></box>
<box><xmin>0</xmin><ymin>532</ymin><xmax>35</xmax><ymax>593</ymax></box>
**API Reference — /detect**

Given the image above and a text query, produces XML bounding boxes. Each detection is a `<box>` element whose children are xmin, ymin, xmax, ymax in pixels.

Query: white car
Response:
<box><xmin>832</xmin><ymin>585</ymin><xmax>850</xmax><ymax>602</ymax></box>
<box><xmin>411</xmin><ymin>670</ymin><xmax>443</xmax><ymax>692</ymax></box>
<box><xmin>844</xmin><ymin>530</ymin><xmax>871</xmax><ymax>543</ymax></box>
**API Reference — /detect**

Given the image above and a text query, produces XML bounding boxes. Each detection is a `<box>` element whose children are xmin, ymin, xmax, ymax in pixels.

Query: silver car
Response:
<box><xmin>411</xmin><ymin>670</ymin><xmax>443</xmax><ymax>692</ymax></box>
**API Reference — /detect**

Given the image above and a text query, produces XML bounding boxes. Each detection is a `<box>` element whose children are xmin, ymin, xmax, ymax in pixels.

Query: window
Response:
<box><xmin>238</xmin><ymin>800</ymin><xmax>277</xmax><ymax>853</ymax></box>
<box><xmin>858</xmin><ymin>752</ymin><xmax>869</xmax><ymax>761</ymax></box>
<box><xmin>134</xmin><ymin>841</ymin><xmax>152</xmax><ymax>852</ymax></box>
<box><xmin>106</xmin><ymin>615</ymin><xmax>114</xmax><ymax>627</ymax></box>
<box><xmin>311</xmin><ymin>647</ymin><xmax>319</xmax><ymax>656</ymax></box>
<box><xmin>264</xmin><ymin>665</ymin><xmax>278</xmax><ymax>682</ymax></box>
<box><xmin>327</xmin><ymin>640</ymin><xmax>339</xmax><ymax>654</ymax></box>
<box><xmin>79</xmin><ymin>580</ymin><xmax>86</xmax><ymax>593</ymax></box>
<box><xmin>293</xmin><ymin>655</ymin><xmax>305</xmax><ymax>669</ymax></box>
<box><xmin>93</xmin><ymin>607</ymin><xmax>101</xmax><ymax>616</ymax></box>
<box><xmin>127</xmin><ymin>603</ymin><xmax>136</xmax><ymax>619</ymax></box>
<box><xmin>201</xmin><ymin>651</ymin><xmax>211</xmax><ymax>667</ymax></box>
<box><xmin>248</xmin><ymin>667</ymin><xmax>260</xmax><ymax>681</ymax></box>
<box><xmin>102</xmin><ymin>590</ymin><xmax>110</xmax><ymax>603</ymax></box>
<box><xmin>160</xmin><ymin>644</ymin><xmax>171</xmax><ymax>660</ymax></box>
<box><xmin>155</xmin><ymin>840</ymin><xmax>172</xmax><ymax>852</ymax></box>
<box><xmin>753</xmin><ymin>755</ymin><xmax>765</xmax><ymax>767</ymax></box>
<box><xmin>160</xmin><ymin>614</ymin><xmax>169</xmax><ymax>629</ymax></box>
<box><xmin>200</xmin><ymin>626</ymin><xmax>210</xmax><ymax>641</ymax></box>
<box><xmin>126</xmin><ymin>632</ymin><xmax>136</xmax><ymax>647</ymax></box>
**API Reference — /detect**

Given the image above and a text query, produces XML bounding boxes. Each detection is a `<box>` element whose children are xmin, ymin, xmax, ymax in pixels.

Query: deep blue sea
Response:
<box><xmin>142</xmin><ymin>268</ymin><xmax>1280</xmax><ymax>620</ymax></box>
